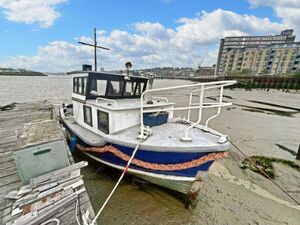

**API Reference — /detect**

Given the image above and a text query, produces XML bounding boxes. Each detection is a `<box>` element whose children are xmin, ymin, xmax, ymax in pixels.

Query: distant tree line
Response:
<box><xmin>0</xmin><ymin>68</ymin><xmax>46</xmax><ymax>76</ymax></box>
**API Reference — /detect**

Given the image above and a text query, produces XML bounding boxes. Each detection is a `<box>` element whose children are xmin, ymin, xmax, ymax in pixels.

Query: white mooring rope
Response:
<box><xmin>90</xmin><ymin>136</ymin><xmax>148</xmax><ymax>225</ymax></box>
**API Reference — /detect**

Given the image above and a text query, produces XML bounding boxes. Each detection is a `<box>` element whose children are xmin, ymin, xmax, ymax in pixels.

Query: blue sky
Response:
<box><xmin>0</xmin><ymin>0</ymin><xmax>299</xmax><ymax>72</ymax></box>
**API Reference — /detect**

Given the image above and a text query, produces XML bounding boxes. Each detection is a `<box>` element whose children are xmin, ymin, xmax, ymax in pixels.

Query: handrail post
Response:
<box><xmin>187</xmin><ymin>91</ymin><xmax>193</xmax><ymax>122</ymax></box>
<box><xmin>204</xmin><ymin>86</ymin><xmax>224</xmax><ymax>130</ymax></box>
<box><xmin>181</xmin><ymin>85</ymin><xmax>204</xmax><ymax>142</ymax></box>
<box><xmin>139</xmin><ymin>92</ymin><xmax>145</xmax><ymax>139</ymax></box>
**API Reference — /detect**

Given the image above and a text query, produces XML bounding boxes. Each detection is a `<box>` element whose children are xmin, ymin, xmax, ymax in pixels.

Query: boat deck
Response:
<box><xmin>65</xmin><ymin>116</ymin><xmax>230</xmax><ymax>152</ymax></box>
<box><xmin>0</xmin><ymin>101</ymin><xmax>95</xmax><ymax>225</ymax></box>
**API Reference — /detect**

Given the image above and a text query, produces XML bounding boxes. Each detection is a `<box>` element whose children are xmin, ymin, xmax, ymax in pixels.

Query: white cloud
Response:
<box><xmin>0</xmin><ymin>0</ymin><xmax>67</xmax><ymax>28</ymax></box>
<box><xmin>0</xmin><ymin>9</ymin><xmax>288</xmax><ymax>72</ymax></box>
<box><xmin>2</xmin><ymin>41</ymin><xmax>93</xmax><ymax>72</ymax></box>
<box><xmin>173</xmin><ymin>9</ymin><xmax>284</xmax><ymax>48</ymax></box>
<box><xmin>248</xmin><ymin>0</ymin><xmax>300</xmax><ymax>36</ymax></box>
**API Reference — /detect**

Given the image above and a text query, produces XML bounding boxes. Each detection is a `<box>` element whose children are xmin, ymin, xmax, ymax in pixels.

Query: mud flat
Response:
<box><xmin>80</xmin><ymin>88</ymin><xmax>300</xmax><ymax>225</ymax></box>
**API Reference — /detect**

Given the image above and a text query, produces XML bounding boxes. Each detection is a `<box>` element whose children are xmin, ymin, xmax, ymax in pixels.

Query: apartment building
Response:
<box><xmin>224</xmin><ymin>43</ymin><xmax>300</xmax><ymax>75</ymax></box>
<box><xmin>216</xmin><ymin>30</ymin><xmax>296</xmax><ymax>76</ymax></box>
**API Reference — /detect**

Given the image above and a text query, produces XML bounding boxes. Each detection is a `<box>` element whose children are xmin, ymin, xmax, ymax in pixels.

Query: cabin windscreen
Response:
<box><xmin>124</xmin><ymin>81</ymin><xmax>144</xmax><ymax>96</ymax></box>
<box><xmin>86</xmin><ymin>75</ymin><xmax>147</xmax><ymax>99</ymax></box>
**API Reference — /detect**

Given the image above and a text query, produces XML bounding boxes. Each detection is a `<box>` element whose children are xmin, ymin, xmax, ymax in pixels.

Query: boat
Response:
<box><xmin>59</xmin><ymin>70</ymin><xmax>236</xmax><ymax>203</ymax></box>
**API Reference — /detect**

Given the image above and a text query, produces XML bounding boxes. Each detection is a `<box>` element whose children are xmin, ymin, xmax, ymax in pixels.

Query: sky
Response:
<box><xmin>0</xmin><ymin>0</ymin><xmax>299</xmax><ymax>72</ymax></box>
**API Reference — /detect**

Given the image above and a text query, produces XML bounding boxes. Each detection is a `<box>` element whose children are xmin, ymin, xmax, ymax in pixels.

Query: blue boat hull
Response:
<box><xmin>88</xmin><ymin>143</ymin><xmax>215</xmax><ymax>178</ymax></box>
<box><xmin>63</xmin><ymin>125</ymin><xmax>226</xmax><ymax>195</ymax></box>
<box><xmin>68</xmin><ymin>129</ymin><xmax>219</xmax><ymax>179</ymax></box>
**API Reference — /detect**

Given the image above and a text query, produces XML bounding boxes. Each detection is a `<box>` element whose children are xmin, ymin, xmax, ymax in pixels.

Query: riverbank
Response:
<box><xmin>0</xmin><ymin>76</ymin><xmax>299</xmax><ymax>224</ymax></box>
<box><xmin>78</xmin><ymin>88</ymin><xmax>300</xmax><ymax>225</ymax></box>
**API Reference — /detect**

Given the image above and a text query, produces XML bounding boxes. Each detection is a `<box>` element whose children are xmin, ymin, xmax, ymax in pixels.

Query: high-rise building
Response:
<box><xmin>216</xmin><ymin>30</ymin><xmax>296</xmax><ymax>76</ymax></box>
<box><xmin>224</xmin><ymin>43</ymin><xmax>300</xmax><ymax>76</ymax></box>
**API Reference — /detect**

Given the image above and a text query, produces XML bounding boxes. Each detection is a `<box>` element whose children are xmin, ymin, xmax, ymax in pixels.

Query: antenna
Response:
<box><xmin>78</xmin><ymin>28</ymin><xmax>110</xmax><ymax>71</ymax></box>
<box><xmin>125</xmin><ymin>61</ymin><xmax>132</xmax><ymax>75</ymax></box>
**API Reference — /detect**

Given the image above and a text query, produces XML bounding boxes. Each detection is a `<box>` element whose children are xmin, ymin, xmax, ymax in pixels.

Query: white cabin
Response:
<box><xmin>71</xmin><ymin>72</ymin><xmax>174</xmax><ymax>137</ymax></box>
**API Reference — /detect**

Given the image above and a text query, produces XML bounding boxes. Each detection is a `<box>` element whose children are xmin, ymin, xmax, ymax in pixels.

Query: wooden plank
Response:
<box><xmin>0</xmin><ymin>174</ymin><xmax>20</xmax><ymax>188</ymax></box>
<box><xmin>56</xmin><ymin>200</ymin><xmax>93</xmax><ymax>225</ymax></box>
<box><xmin>0</xmin><ymin>181</ymin><xmax>22</xmax><ymax>202</ymax></box>
<box><xmin>0</xmin><ymin>167</ymin><xmax>17</xmax><ymax>179</ymax></box>
<box><xmin>0</xmin><ymin>151</ymin><xmax>14</xmax><ymax>158</ymax></box>
<box><xmin>0</xmin><ymin>188</ymin><xmax>90</xmax><ymax>222</ymax></box>
<box><xmin>0</xmin><ymin>161</ymin><xmax>17</xmax><ymax>171</ymax></box>
<box><xmin>0</xmin><ymin>136</ymin><xmax>18</xmax><ymax>146</ymax></box>
<box><xmin>30</xmin><ymin>162</ymin><xmax>88</xmax><ymax>186</ymax></box>
<box><xmin>0</xmin><ymin>153</ymin><xmax>14</xmax><ymax>164</ymax></box>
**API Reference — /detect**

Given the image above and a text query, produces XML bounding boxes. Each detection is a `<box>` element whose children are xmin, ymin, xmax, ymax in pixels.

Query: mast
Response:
<box><xmin>94</xmin><ymin>28</ymin><xmax>97</xmax><ymax>71</ymax></box>
<box><xmin>78</xmin><ymin>28</ymin><xmax>110</xmax><ymax>71</ymax></box>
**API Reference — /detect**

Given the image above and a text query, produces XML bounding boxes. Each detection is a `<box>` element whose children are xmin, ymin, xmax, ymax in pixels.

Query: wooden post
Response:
<box><xmin>50</xmin><ymin>104</ymin><xmax>54</xmax><ymax>120</ymax></box>
<box><xmin>296</xmin><ymin>144</ymin><xmax>300</xmax><ymax>160</ymax></box>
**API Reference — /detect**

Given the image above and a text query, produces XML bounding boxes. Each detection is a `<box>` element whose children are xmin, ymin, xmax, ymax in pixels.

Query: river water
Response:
<box><xmin>0</xmin><ymin>75</ymin><xmax>192</xmax><ymax>105</ymax></box>
<box><xmin>0</xmin><ymin>75</ymin><xmax>197</xmax><ymax>224</ymax></box>
<box><xmin>1</xmin><ymin>75</ymin><xmax>300</xmax><ymax>225</ymax></box>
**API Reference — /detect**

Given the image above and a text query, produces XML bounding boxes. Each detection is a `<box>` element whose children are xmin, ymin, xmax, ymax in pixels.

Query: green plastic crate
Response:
<box><xmin>15</xmin><ymin>140</ymin><xmax>70</xmax><ymax>184</ymax></box>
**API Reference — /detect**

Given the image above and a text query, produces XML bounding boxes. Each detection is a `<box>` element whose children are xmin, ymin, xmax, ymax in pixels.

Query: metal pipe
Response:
<box><xmin>142</xmin><ymin>80</ymin><xmax>236</xmax><ymax>95</ymax></box>
<box><xmin>187</xmin><ymin>91</ymin><xmax>193</xmax><ymax>121</ymax></box>
<box><xmin>94</xmin><ymin>28</ymin><xmax>97</xmax><ymax>71</ymax></box>
<box><xmin>142</xmin><ymin>103</ymin><xmax>231</xmax><ymax>113</ymax></box>
<box><xmin>139</xmin><ymin>80</ymin><xmax>236</xmax><ymax>140</ymax></box>
<box><xmin>204</xmin><ymin>86</ymin><xmax>224</xmax><ymax>130</ymax></box>
<box><xmin>182</xmin><ymin>86</ymin><xmax>204</xmax><ymax>141</ymax></box>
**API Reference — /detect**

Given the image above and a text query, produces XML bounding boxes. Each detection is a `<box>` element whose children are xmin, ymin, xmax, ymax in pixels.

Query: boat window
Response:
<box><xmin>135</xmin><ymin>82</ymin><xmax>144</xmax><ymax>96</ymax></box>
<box><xmin>124</xmin><ymin>81</ymin><xmax>144</xmax><ymax>96</ymax></box>
<box><xmin>107</xmin><ymin>81</ymin><xmax>122</xmax><ymax>97</ymax></box>
<box><xmin>125</xmin><ymin>82</ymin><xmax>135</xmax><ymax>96</ymax></box>
<box><xmin>86</xmin><ymin>73</ymin><xmax>148</xmax><ymax>99</ymax></box>
<box><xmin>78</xmin><ymin>78</ymin><xmax>83</xmax><ymax>94</ymax></box>
<box><xmin>83</xmin><ymin>77</ymin><xmax>87</xmax><ymax>94</ymax></box>
<box><xmin>97</xmin><ymin>110</ymin><xmax>109</xmax><ymax>134</ymax></box>
<box><xmin>73</xmin><ymin>77</ymin><xmax>87</xmax><ymax>95</ymax></box>
<box><xmin>73</xmin><ymin>78</ymin><xmax>78</xmax><ymax>93</ymax></box>
<box><xmin>90</xmin><ymin>80</ymin><xmax>107</xmax><ymax>96</ymax></box>
<box><xmin>83</xmin><ymin>105</ymin><xmax>93</xmax><ymax>126</ymax></box>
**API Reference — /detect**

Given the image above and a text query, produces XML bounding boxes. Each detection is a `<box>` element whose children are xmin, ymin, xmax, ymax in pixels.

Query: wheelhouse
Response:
<box><xmin>72</xmin><ymin>72</ymin><xmax>148</xmax><ymax>101</ymax></box>
<box><xmin>71</xmin><ymin>72</ymin><xmax>175</xmax><ymax>136</ymax></box>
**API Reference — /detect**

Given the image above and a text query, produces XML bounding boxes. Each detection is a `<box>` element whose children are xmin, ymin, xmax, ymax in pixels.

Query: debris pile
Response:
<box><xmin>5</xmin><ymin>161</ymin><xmax>89</xmax><ymax>225</ymax></box>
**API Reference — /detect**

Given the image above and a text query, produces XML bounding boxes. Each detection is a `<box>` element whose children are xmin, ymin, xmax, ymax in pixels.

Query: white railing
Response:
<box><xmin>139</xmin><ymin>80</ymin><xmax>237</xmax><ymax>141</ymax></box>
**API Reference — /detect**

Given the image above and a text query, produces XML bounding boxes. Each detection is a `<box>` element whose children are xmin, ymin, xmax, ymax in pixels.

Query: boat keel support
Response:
<box><xmin>186</xmin><ymin>171</ymin><xmax>208</xmax><ymax>208</ymax></box>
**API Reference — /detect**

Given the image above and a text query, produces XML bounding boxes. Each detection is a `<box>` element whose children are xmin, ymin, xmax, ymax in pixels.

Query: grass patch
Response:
<box><xmin>241</xmin><ymin>156</ymin><xmax>300</xmax><ymax>179</ymax></box>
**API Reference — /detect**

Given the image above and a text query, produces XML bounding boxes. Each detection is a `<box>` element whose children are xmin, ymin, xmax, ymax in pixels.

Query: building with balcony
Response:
<box><xmin>223</xmin><ymin>42</ymin><xmax>300</xmax><ymax>76</ymax></box>
<box><xmin>216</xmin><ymin>29</ymin><xmax>296</xmax><ymax>76</ymax></box>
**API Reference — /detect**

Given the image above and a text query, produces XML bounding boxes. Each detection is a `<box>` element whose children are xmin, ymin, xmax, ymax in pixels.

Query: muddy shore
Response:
<box><xmin>79</xmin><ymin>88</ymin><xmax>300</xmax><ymax>225</ymax></box>
<box><xmin>1</xmin><ymin>76</ymin><xmax>299</xmax><ymax>224</ymax></box>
